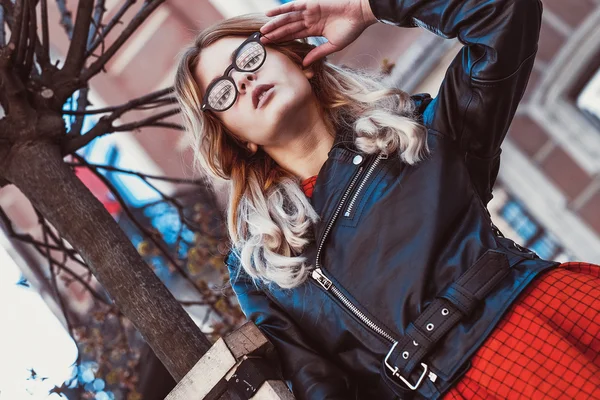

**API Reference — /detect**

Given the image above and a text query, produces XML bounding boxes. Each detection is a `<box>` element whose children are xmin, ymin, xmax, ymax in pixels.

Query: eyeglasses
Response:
<box><xmin>201</xmin><ymin>32</ymin><xmax>267</xmax><ymax>112</ymax></box>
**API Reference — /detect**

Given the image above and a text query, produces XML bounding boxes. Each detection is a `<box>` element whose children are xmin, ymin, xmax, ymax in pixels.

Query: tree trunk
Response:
<box><xmin>2</xmin><ymin>139</ymin><xmax>210</xmax><ymax>382</ymax></box>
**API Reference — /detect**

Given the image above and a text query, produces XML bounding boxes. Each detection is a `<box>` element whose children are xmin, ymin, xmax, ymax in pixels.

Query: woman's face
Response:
<box><xmin>194</xmin><ymin>36</ymin><xmax>315</xmax><ymax>151</ymax></box>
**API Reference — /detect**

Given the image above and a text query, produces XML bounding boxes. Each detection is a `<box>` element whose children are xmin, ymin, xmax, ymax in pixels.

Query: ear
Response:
<box><xmin>246</xmin><ymin>142</ymin><xmax>258</xmax><ymax>154</ymax></box>
<box><xmin>303</xmin><ymin>66</ymin><xmax>315</xmax><ymax>80</ymax></box>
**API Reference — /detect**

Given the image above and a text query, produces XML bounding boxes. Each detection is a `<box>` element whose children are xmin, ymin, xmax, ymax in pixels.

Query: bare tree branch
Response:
<box><xmin>1</xmin><ymin>203</ymin><xmax>103</xmax><ymax>295</ymax></box>
<box><xmin>22</xmin><ymin>0</ymin><xmax>37</xmax><ymax>80</ymax></box>
<box><xmin>0</xmin><ymin>205</ymin><xmax>63</xmax><ymax>251</ymax></box>
<box><xmin>35</xmin><ymin>210</ymin><xmax>87</xmax><ymax>378</ymax></box>
<box><xmin>54</xmin><ymin>0</ymin><xmax>73</xmax><ymax>39</ymax></box>
<box><xmin>4</xmin><ymin>0</ymin><xmax>22</xmax><ymax>50</ymax></box>
<box><xmin>40</xmin><ymin>0</ymin><xmax>50</xmax><ymax>65</ymax></box>
<box><xmin>0</xmin><ymin>0</ymin><xmax>55</xmax><ymax>75</ymax></box>
<box><xmin>62</xmin><ymin>95</ymin><xmax>178</xmax><ymax>116</ymax></box>
<box><xmin>38</xmin><ymin>209</ymin><xmax>75</xmax><ymax>336</ymax></box>
<box><xmin>37</xmin><ymin>243</ymin><xmax>110</xmax><ymax>305</ymax></box>
<box><xmin>146</xmin><ymin>121</ymin><xmax>185</xmax><ymax>131</ymax></box>
<box><xmin>0</xmin><ymin>69</ymin><xmax>32</xmax><ymax>130</ymax></box>
<box><xmin>61</xmin><ymin>87</ymin><xmax>177</xmax><ymax>154</ymax></box>
<box><xmin>12</xmin><ymin>0</ymin><xmax>27</xmax><ymax>66</ymax></box>
<box><xmin>0</xmin><ymin>3</ymin><xmax>6</xmax><ymax>47</ymax></box>
<box><xmin>61</xmin><ymin>0</ymin><xmax>93</xmax><ymax>77</ymax></box>
<box><xmin>1</xmin><ymin>204</ymin><xmax>113</xmax><ymax>327</ymax></box>
<box><xmin>68</xmin><ymin>87</ymin><xmax>91</xmax><ymax>138</ymax></box>
<box><xmin>80</xmin><ymin>0</ymin><xmax>166</xmax><ymax>82</ymax></box>
<box><xmin>64</xmin><ymin>106</ymin><xmax>180</xmax><ymax>154</ymax></box>
<box><xmin>40</xmin><ymin>220</ymin><xmax>91</xmax><ymax>270</ymax></box>
<box><xmin>66</xmin><ymin>161</ymin><xmax>204</xmax><ymax>185</ymax></box>
<box><xmin>87</xmin><ymin>0</ymin><xmax>106</xmax><ymax>49</ymax></box>
<box><xmin>178</xmin><ymin>300</ymin><xmax>210</xmax><ymax>307</ymax></box>
<box><xmin>114</xmin><ymin>108</ymin><xmax>180</xmax><ymax>132</ymax></box>
<box><xmin>86</xmin><ymin>0</ymin><xmax>136</xmax><ymax>57</ymax></box>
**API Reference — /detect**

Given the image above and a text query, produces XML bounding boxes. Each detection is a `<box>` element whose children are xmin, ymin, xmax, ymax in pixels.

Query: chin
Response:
<box><xmin>274</xmin><ymin>90</ymin><xmax>311</xmax><ymax>117</ymax></box>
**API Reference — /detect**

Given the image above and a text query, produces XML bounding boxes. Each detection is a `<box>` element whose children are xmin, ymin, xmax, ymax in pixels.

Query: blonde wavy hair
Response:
<box><xmin>174</xmin><ymin>14</ymin><xmax>429</xmax><ymax>289</ymax></box>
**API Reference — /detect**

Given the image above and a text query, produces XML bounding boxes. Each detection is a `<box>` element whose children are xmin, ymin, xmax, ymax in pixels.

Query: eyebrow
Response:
<box><xmin>205</xmin><ymin>47</ymin><xmax>239</xmax><ymax>92</ymax></box>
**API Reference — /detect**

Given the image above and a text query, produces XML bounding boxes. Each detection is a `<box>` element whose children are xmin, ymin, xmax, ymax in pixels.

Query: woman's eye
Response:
<box><xmin>242</xmin><ymin>55</ymin><xmax>260</xmax><ymax>69</ymax></box>
<box><xmin>236</xmin><ymin>43</ymin><xmax>264</xmax><ymax>70</ymax></box>
<box><xmin>216</xmin><ymin>87</ymin><xmax>232</xmax><ymax>105</ymax></box>
<box><xmin>209</xmin><ymin>83</ymin><xmax>234</xmax><ymax>109</ymax></box>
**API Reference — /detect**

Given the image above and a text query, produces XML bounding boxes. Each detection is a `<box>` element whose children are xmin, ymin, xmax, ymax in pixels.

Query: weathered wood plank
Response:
<box><xmin>252</xmin><ymin>381</ymin><xmax>295</xmax><ymax>399</ymax></box>
<box><xmin>166</xmin><ymin>322</ymin><xmax>296</xmax><ymax>399</ymax></box>
<box><xmin>223</xmin><ymin>321</ymin><xmax>274</xmax><ymax>360</ymax></box>
<box><xmin>165</xmin><ymin>338</ymin><xmax>236</xmax><ymax>400</ymax></box>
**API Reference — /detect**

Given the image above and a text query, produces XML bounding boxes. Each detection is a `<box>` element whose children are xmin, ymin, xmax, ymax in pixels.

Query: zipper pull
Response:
<box><xmin>428</xmin><ymin>371</ymin><xmax>438</xmax><ymax>383</ymax></box>
<box><xmin>312</xmin><ymin>268</ymin><xmax>332</xmax><ymax>290</ymax></box>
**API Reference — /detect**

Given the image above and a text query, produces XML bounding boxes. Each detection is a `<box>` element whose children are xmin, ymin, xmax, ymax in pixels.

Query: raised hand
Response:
<box><xmin>260</xmin><ymin>0</ymin><xmax>377</xmax><ymax>67</ymax></box>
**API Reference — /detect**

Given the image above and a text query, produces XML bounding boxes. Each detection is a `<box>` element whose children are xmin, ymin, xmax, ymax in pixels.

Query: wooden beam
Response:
<box><xmin>166</xmin><ymin>322</ymin><xmax>296</xmax><ymax>399</ymax></box>
<box><xmin>223</xmin><ymin>321</ymin><xmax>274</xmax><ymax>360</ymax></box>
<box><xmin>165</xmin><ymin>338</ymin><xmax>236</xmax><ymax>400</ymax></box>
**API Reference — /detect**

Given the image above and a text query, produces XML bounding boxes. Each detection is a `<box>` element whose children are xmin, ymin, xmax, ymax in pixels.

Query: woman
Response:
<box><xmin>174</xmin><ymin>0</ymin><xmax>600</xmax><ymax>398</ymax></box>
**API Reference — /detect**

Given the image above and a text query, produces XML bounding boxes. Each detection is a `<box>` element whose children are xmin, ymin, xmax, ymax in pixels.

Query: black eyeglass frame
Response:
<box><xmin>200</xmin><ymin>32</ymin><xmax>266</xmax><ymax>113</ymax></box>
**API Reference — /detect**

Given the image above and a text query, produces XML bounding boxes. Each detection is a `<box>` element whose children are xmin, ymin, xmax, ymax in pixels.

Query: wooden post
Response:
<box><xmin>166</xmin><ymin>322</ymin><xmax>296</xmax><ymax>400</ymax></box>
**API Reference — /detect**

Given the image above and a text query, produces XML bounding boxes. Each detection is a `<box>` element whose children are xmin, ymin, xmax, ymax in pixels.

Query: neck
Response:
<box><xmin>263</xmin><ymin>103</ymin><xmax>335</xmax><ymax>181</ymax></box>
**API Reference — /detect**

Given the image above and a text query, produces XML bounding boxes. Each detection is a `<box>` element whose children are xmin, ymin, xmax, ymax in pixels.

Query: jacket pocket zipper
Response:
<box><xmin>344</xmin><ymin>153</ymin><xmax>388</xmax><ymax>218</ymax></box>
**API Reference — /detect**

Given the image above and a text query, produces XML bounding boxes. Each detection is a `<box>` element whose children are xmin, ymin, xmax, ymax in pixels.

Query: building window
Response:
<box><xmin>575</xmin><ymin>67</ymin><xmax>600</xmax><ymax>131</ymax></box>
<box><xmin>499</xmin><ymin>198</ymin><xmax>571</xmax><ymax>261</ymax></box>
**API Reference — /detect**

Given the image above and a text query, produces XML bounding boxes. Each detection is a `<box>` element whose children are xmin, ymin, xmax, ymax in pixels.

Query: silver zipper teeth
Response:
<box><xmin>312</xmin><ymin>268</ymin><xmax>396</xmax><ymax>343</ymax></box>
<box><xmin>311</xmin><ymin>153</ymin><xmax>396</xmax><ymax>344</ymax></box>
<box><xmin>344</xmin><ymin>154</ymin><xmax>387</xmax><ymax>218</ymax></box>
<box><xmin>314</xmin><ymin>165</ymin><xmax>364</xmax><ymax>268</ymax></box>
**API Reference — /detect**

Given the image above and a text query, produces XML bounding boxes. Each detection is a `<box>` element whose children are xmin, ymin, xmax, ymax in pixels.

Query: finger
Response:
<box><xmin>260</xmin><ymin>12</ymin><xmax>303</xmax><ymax>35</ymax></box>
<box><xmin>262</xmin><ymin>20</ymin><xmax>308</xmax><ymax>43</ymax></box>
<box><xmin>303</xmin><ymin>42</ymin><xmax>337</xmax><ymax>67</ymax></box>
<box><xmin>264</xmin><ymin>0</ymin><xmax>306</xmax><ymax>17</ymax></box>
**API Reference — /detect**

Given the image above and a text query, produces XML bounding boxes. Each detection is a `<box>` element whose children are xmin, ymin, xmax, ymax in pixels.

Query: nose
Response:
<box><xmin>231</xmin><ymin>71</ymin><xmax>256</xmax><ymax>94</ymax></box>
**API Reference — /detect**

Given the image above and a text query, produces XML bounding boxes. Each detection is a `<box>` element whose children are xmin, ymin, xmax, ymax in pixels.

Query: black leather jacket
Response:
<box><xmin>226</xmin><ymin>0</ymin><xmax>560</xmax><ymax>398</ymax></box>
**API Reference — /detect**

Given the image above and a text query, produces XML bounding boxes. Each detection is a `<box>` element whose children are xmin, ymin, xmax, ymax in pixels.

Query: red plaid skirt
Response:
<box><xmin>443</xmin><ymin>262</ymin><xmax>600</xmax><ymax>399</ymax></box>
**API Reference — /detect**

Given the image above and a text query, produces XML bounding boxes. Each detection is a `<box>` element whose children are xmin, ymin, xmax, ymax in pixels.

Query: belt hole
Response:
<box><xmin>413</xmin><ymin>340</ymin><xmax>418</xmax><ymax>346</ymax></box>
<box><xmin>402</xmin><ymin>351</ymin><xmax>409</xmax><ymax>359</ymax></box>
<box><xmin>426</xmin><ymin>323</ymin><xmax>434</xmax><ymax>331</ymax></box>
<box><xmin>441</xmin><ymin>308</ymin><xmax>449</xmax><ymax>316</ymax></box>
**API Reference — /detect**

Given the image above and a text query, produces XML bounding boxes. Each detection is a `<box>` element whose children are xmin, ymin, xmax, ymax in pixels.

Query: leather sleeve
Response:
<box><xmin>225</xmin><ymin>251</ymin><xmax>355</xmax><ymax>400</ymax></box>
<box><xmin>368</xmin><ymin>0</ymin><xmax>542</xmax><ymax>204</ymax></box>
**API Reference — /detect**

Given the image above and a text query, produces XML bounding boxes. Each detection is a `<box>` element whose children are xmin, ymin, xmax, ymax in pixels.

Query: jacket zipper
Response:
<box><xmin>309</xmin><ymin>152</ymin><xmax>438</xmax><ymax>384</ymax></box>
<box><xmin>344</xmin><ymin>153</ymin><xmax>388</xmax><ymax>218</ymax></box>
<box><xmin>311</xmin><ymin>153</ymin><xmax>396</xmax><ymax>344</ymax></box>
<box><xmin>311</xmin><ymin>267</ymin><xmax>396</xmax><ymax>343</ymax></box>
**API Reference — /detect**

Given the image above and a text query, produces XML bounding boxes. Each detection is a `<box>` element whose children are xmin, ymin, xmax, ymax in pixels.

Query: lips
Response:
<box><xmin>252</xmin><ymin>84</ymin><xmax>274</xmax><ymax>109</ymax></box>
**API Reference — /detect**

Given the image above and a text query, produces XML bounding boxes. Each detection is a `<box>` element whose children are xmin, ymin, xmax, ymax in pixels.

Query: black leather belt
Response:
<box><xmin>384</xmin><ymin>250</ymin><xmax>512</xmax><ymax>390</ymax></box>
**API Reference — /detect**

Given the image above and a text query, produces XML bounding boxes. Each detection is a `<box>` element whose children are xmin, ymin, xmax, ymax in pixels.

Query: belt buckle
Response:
<box><xmin>384</xmin><ymin>341</ymin><xmax>429</xmax><ymax>391</ymax></box>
